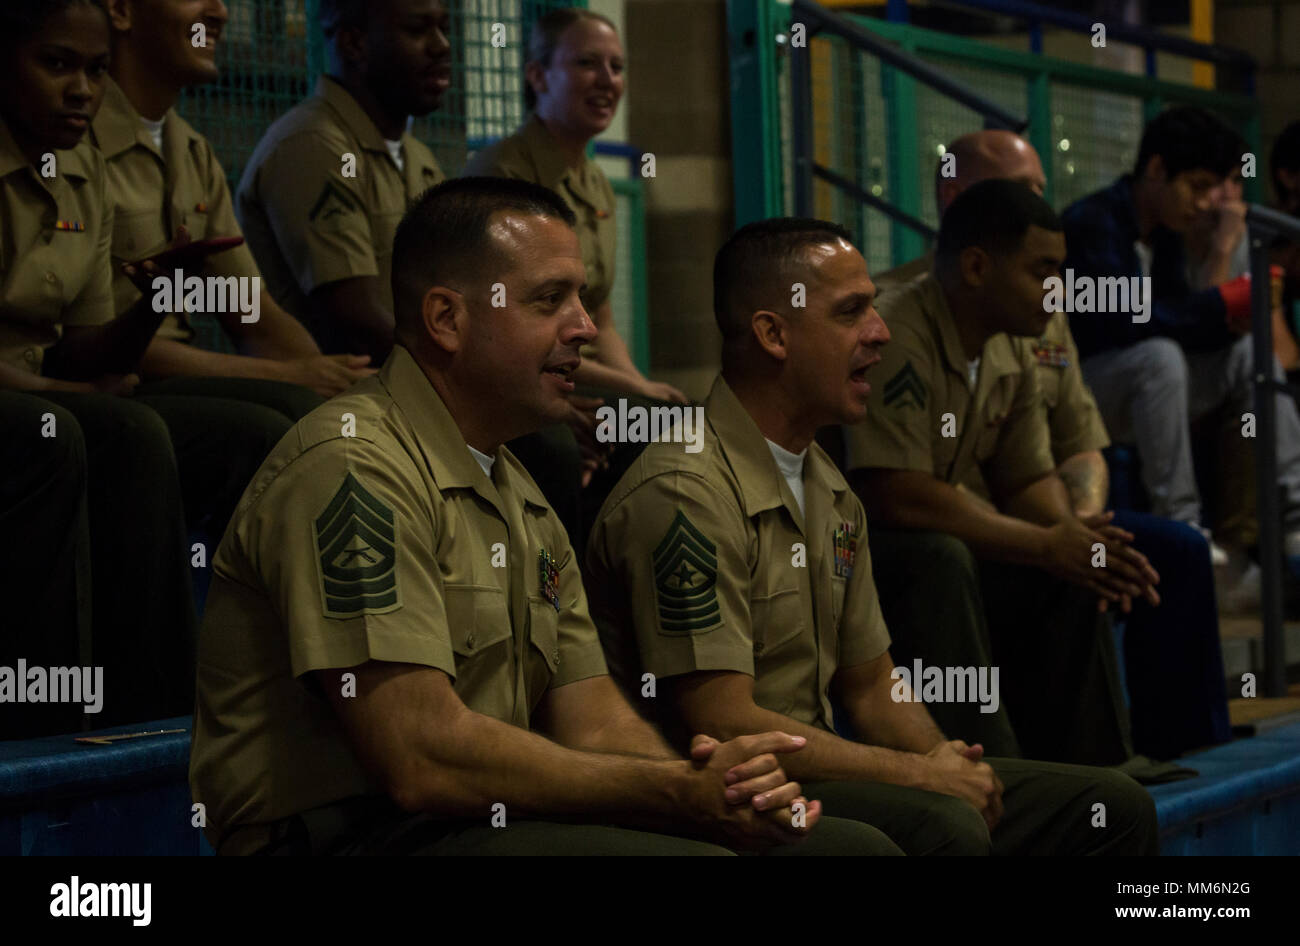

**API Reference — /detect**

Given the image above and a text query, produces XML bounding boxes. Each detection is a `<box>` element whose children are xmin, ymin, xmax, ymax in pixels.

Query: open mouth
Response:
<box><xmin>543</xmin><ymin>362</ymin><xmax>578</xmax><ymax>380</ymax></box>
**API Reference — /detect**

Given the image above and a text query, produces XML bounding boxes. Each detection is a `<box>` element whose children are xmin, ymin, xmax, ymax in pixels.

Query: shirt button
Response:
<box><xmin>45</xmin><ymin>271</ymin><xmax>57</xmax><ymax>284</ymax></box>
<box><xmin>24</xmin><ymin>348</ymin><xmax>39</xmax><ymax>364</ymax></box>
<box><xmin>754</xmin><ymin>642</ymin><xmax>765</xmax><ymax>654</ymax></box>
<box><xmin>466</xmin><ymin>634</ymin><xmax>475</xmax><ymax>650</ymax></box>
<box><xmin>551</xmin><ymin>647</ymin><xmax>559</xmax><ymax>663</ymax></box>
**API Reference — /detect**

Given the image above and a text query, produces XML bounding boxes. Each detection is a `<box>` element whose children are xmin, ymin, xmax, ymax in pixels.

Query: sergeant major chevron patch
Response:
<box><xmin>653</xmin><ymin>511</ymin><xmax>721</xmax><ymax>635</ymax></box>
<box><xmin>314</xmin><ymin>472</ymin><xmax>401</xmax><ymax>618</ymax></box>
<box><xmin>883</xmin><ymin>360</ymin><xmax>927</xmax><ymax>409</ymax></box>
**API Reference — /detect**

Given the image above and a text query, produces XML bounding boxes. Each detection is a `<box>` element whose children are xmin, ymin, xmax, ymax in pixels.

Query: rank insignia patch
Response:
<box><xmin>307</xmin><ymin>180</ymin><xmax>360</xmax><ymax>224</ymax></box>
<box><xmin>54</xmin><ymin>220</ymin><xmax>84</xmax><ymax>232</ymax></box>
<box><xmin>653</xmin><ymin>511</ymin><xmax>721</xmax><ymax>635</ymax></box>
<box><xmin>833</xmin><ymin>522</ymin><xmax>858</xmax><ymax>579</ymax></box>
<box><xmin>314</xmin><ymin>472</ymin><xmax>400</xmax><ymax>618</ymax></box>
<box><xmin>1032</xmin><ymin>340</ymin><xmax>1069</xmax><ymax>368</ymax></box>
<box><xmin>538</xmin><ymin>548</ymin><xmax>560</xmax><ymax>612</ymax></box>
<box><xmin>883</xmin><ymin>360</ymin><xmax>927</xmax><ymax>409</ymax></box>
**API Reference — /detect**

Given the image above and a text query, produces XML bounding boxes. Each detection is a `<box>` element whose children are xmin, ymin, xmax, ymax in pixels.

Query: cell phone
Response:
<box><xmin>126</xmin><ymin>235</ymin><xmax>244</xmax><ymax>273</ymax></box>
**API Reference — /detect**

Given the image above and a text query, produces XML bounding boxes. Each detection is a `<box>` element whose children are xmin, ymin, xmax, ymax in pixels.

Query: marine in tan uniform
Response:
<box><xmin>586</xmin><ymin>216</ymin><xmax>1159</xmax><ymax>855</ymax></box>
<box><xmin>0</xmin><ymin>0</ymin><xmax>202</xmax><ymax>732</ymax></box>
<box><xmin>236</xmin><ymin>0</ymin><xmax>448</xmax><ymax>364</ymax></box>
<box><xmin>845</xmin><ymin>180</ymin><xmax>1160</xmax><ymax>766</ymax></box>
<box><xmin>95</xmin><ymin>0</ymin><xmax>370</xmax><ymax>413</ymax></box>
<box><xmin>191</xmin><ymin>177</ymin><xmax>886</xmax><ymax>856</ymax></box>
<box><xmin>463</xmin><ymin>7</ymin><xmax>685</xmax><ymax>405</ymax></box>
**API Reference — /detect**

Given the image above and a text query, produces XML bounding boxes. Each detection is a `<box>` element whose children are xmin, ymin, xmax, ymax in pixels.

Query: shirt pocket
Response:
<box><xmin>111</xmin><ymin>209</ymin><xmax>164</xmax><ymax>262</ymax></box>
<box><xmin>830</xmin><ymin>576</ymin><xmax>848</xmax><ymax>628</ymax></box>
<box><xmin>444</xmin><ymin>585</ymin><xmax>512</xmax><ymax>702</ymax></box>
<box><xmin>750</xmin><ymin>588</ymin><xmax>803</xmax><ymax>660</ymax></box>
<box><xmin>527</xmin><ymin>597</ymin><xmax>561</xmax><ymax>698</ymax></box>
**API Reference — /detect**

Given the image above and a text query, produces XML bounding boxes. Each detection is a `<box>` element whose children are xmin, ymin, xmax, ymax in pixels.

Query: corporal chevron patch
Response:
<box><xmin>652</xmin><ymin>511</ymin><xmax>721</xmax><ymax>635</ymax></box>
<box><xmin>883</xmin><ymin>360</ymin><xmax>927</xmax><ymax>409</ymax></box>
<box><xmin>308</xmin><ymin>179</ymin><xmax>360</xmax><ymax>224</ymax></box>
<box><xmin>314</xmin><ymin>472</ymin><xmax>401</xmax><ymax>618</ymax></box>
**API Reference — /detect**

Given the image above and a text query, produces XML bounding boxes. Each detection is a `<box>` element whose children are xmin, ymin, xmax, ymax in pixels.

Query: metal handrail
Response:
<box><xmin>1247</xmin><ymin>204</ymin><xmax>1299</xmax><ymax>697</ymax></box>
<box><xmin>788</xmin><ymin>0</ymin><xmax>1028</xmax><ymax>220</ymax></box>
<box><xmin>903</xmin><ymin>0</ymin><xmax>1256</xmax><ymax>88</ymax></box>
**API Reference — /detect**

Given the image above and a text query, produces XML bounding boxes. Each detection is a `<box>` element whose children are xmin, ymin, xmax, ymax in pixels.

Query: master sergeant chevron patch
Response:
<box><xmin>653</xmin><ymin>511</ymin><xmax>721</xmax><ymax>635</ymax></box>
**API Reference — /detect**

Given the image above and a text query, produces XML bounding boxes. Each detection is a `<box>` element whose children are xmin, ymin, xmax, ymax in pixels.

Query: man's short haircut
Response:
<box><xmin>712</xmin><ymin>217</ymin><xmax>854</xmax><ymax>342</ymax></box>
<box><xmin>1135</xmin><ymin>105</ymin><xmax>1239</xmax><ymax>180</ymax></box>
<box><xmin>319</xmin><ymin>0</ymin><xmax>369</xmax><ymax>38</ymax></box>
<box><xmin>935</xmin><ymin>179</ymin><xmax>1061</xmax><ymax>265</ymax></box>
<box><xmin>391</xmin><ymin>177</ymin><xmax>577</xmax><ymax>341</ymax></box>
<box><xmin>1271</xmin><ymin>119</ymin><xmax>1300</xmax><ymax>202</ymax></box>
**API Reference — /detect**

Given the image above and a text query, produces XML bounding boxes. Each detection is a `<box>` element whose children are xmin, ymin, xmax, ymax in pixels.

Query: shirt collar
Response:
<box><xmin>316</xmin><ymin>75</ymin><xmax>389</xmax><ymax>155</ymax></box>
<box><xmin>918</xmin><ymin>273</ymin><xmax>1023</xmax><ymax>385</ymax></box>
<box><xmin>519</xmin><ymin>112</ymin><xmax>573</xmax><ymax>189</ymax></box>
<box><xmin>704</xmin><ymin>376</ymin><xmax>849</xmax><ymax>520</ymax></box>
<box><xmin>0</xmin><ymin>116</ymin><xmax>92</xmax><ymax>182</ymax></box>
<box><xmin>379</xmin><ymin>346</ymin><xmax>550</xmax><ymax>511</ymax></box>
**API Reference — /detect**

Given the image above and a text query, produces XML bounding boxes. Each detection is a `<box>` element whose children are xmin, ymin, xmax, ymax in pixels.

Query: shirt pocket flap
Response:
<box><xmin>445</xmin><ymin>585</ymin><xmax>511</xmax><ymax>657</ymax></box>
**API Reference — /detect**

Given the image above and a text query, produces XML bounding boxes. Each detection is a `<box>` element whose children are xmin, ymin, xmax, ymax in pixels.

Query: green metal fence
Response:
<box><xmin>172</xmin><ymin>0</ymin><xmax>651</xmax><ymax>367</ymax></box>
<box><xmin>731</xmin><ymin>7</ymin><xmax>1260</xmax><ymax>277</ymax></box>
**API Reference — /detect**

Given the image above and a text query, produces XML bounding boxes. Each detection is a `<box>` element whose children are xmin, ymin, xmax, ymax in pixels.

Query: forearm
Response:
<box><xmin>0</xmin><ymin>362</ymin><xmax>89</xmax><ymax>393</ymax></box>
<box><xmin>588</xmin><ymin>314</ymin><xmax>643</xmax><ymax>380</ymax></box>
<box><xmin>401</xmin><ymin>706</ymin><xmax>691</xmax><ymax>830</ymax></box>
<box><xmin>1000</xmin><ymin>471</ymin><xmax>1075</xmax><ymax>527</ymax></box>
<box><xmin>558</xmin><ymin>705</ymin><xmax>679</xmax><ymax>760</ymax></box>
<box><xmin>856</xmin><ymin>470</ymin><xmax>1050</xmax><ymax>566</ymax></box>
<box><xmin>138</xmin><ymin>337</ymin><xmax>281</xmax><ymax>383</ymax></box>
<box><xmin>573</xmin><ymin>355</ymin><xmax>645</xmax><ymax>394</ymax></box>
<box><xmin>682</xmin><ymin>697</ymin><xmax>928</xmax><ymax>788</ymax></box>
<box><xmin>46</xmin><ymin>299</ymin><xmax>166</xmax><ymax>379</ymax></box>
<box><xmin>1056</xmin><ymin>450</ymin><xmax>1109</xmax><ymax>517</ymax></box>
<box><xmin>233</xmin><ymin>294</ymin><xmax>320</xmax><ymax>360</ymax></box>
<box><xmin>847</xmin><ymin>685</ymin><xmax>947</xmax><ymax>756</ymax></box>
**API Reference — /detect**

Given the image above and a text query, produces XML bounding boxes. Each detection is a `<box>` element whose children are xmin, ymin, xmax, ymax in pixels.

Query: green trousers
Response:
<box><xmin>868</xmin><ymin>528</ymin><xmax>1134</xmax><ymax>767</ymax></box>
<box><xmin>1</xmin><ymin>379</ymin><xmax>311</xmax><ymax>735</ymax></box>
<box><xmin>805</xmin><ymin>756</ymin><xmax>1158</xmax><ymax>855</ymax></box>
<box><xmin>235</xmin><ymin>794</ymin><xmax>903</xmax><ymax>856</ymax></box>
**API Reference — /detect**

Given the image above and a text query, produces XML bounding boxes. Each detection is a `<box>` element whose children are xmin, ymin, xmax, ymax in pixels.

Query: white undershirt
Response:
<box><xmin>1134</xmin><ymin>240</ymin><xmax>1153</xmax><ymax>280</ymax></box>
<box><xmin>765</xmin><ymin>439</ymin><xmax>808</xmax><ymax>518</ymax></box>
<box><xmin>385</xmin><ymin>138</ymin><xmax>404</xmax><ymax>173</ymax></box>
<box><xmin>967</xmin><ymin>356</ymin><xmax>981</xmax><ymax>390</ymax></box>
<box><xmin>468</xmin><ymin>445</ymin><xmax>495</xmax><ymax>478</ymax></box>
<box><xmin>141</xmin><ymin>116</ymin><xmax>164</xmax><ymax>152</ymax></box>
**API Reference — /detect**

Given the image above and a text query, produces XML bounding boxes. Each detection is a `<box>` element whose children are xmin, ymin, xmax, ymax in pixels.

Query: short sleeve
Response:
<box><xmin>199</xmin><ymin>146</ymin><xmax>260</xmax><ymax>282</ymax></box>
<box><xmin>233</xmin><ymin>436</ymin><xmax>454</xmax><ymax>679</ymax></box>
<box><xmin>836</xmin><ymin>500</ymin><xmax>891</xmax><ymax>669</ymax></box>
<box><xmin>842</xmin><ymin>317</ymin><xmax>937</xmax><ymax>474</ymax></box>
<box><xmin>589</xmin><ymin>470</ymin><xmax>755</xmax><ymax>681</ymax></box>
<box><xmin>985</xmin><ymin>348</ymin><xmax>1056</xmax><ymax>499</ymax></box>
<box><xmin>1046</xmin><ymin>324</ymin><xmax>1110</xmax><ymax>460</ymax></box>
<box><xmin>253</xmin><ymin>130</ymin><xmax>379</xmax><ymax>293</ymax></box>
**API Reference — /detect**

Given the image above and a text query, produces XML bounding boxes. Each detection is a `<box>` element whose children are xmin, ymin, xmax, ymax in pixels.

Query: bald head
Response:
<box><xmin>936</xmin><ymin>130</ymin><xmax>1046</xmax><ymax>215</ymax></box>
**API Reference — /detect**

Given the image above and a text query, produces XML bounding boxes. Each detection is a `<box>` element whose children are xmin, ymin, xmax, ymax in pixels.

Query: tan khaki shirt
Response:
<box><xmin>871</xmin><ymin>250</ymin><xmax>932</xmax><ymax>299</ymax></box>
<box><xmin>235</xmin><ymin>77</ymin><xmax>444</xmax><ymax>329</ymax></box>
<box><xmin>843</xmin><ymin>273</ymin><xmax>1055</xmax><ymax>501</ymax></box>
<box><xmin>464</xmin><ymin>114</ymin><xmax>617</xmax><ymax>313</ymax></box>
<box><xmin>585</xmin><ymin>377</ymin><xmax>891</xmax><ymax>737</ymax></box>
<box><xmin>190</xmin><ymin>345</ymin><xmax>607</xmax><ymax>851</ymax></box>
<box><xmin>1033</xmin><ymin>312</ymin><xmax>1110</xmax><ymax>461</ymax></box>
<box><xmin>0</xmin><ymin>117</ymin><xmax>114</xmax><ymax>375</ymax></box>
<box><xmin>90</xmin><ymin>77</ymin><xmax>259</xmax><ymax>342</ymax></box>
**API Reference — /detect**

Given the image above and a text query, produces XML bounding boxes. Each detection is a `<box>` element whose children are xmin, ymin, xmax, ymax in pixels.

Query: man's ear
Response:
<box><xmin>1144</xmin><ymin>153</ymin><xmax>1167</xmax><ymax>184</ymax></box>
<box><xmin>524</xmin><ymin>61</ymin><xmax>547</xmax><ymax>104</ymax></box>
<box><xmin>937</xmin><ymin>179</ymin><xmax>962</xmax><ymax>215</ymax></box>
<box><xmin>104</xmin><ymin>0</ymin><xmax>132</xmax><ymax>31</ymax></box>
<box><xmin>958</xmin><ymin>245</ymin><xmax>990</xmax><ymax>288</ymax></box>
<box><xmin>750</xmin><ymin>309</ymin><xmax>789</xmax><ymax>361</ymax></box>
<box><xmin>419</xmin><ymin>286</ymin><xmax>466</xmax><ymax>355</ymax></box>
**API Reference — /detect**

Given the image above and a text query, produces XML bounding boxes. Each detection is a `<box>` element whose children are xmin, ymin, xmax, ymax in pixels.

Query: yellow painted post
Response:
<box><xmin>1192</xmin><ymin>0</ymin><xmax>1215</xmax><ymax>89</ymax></box>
